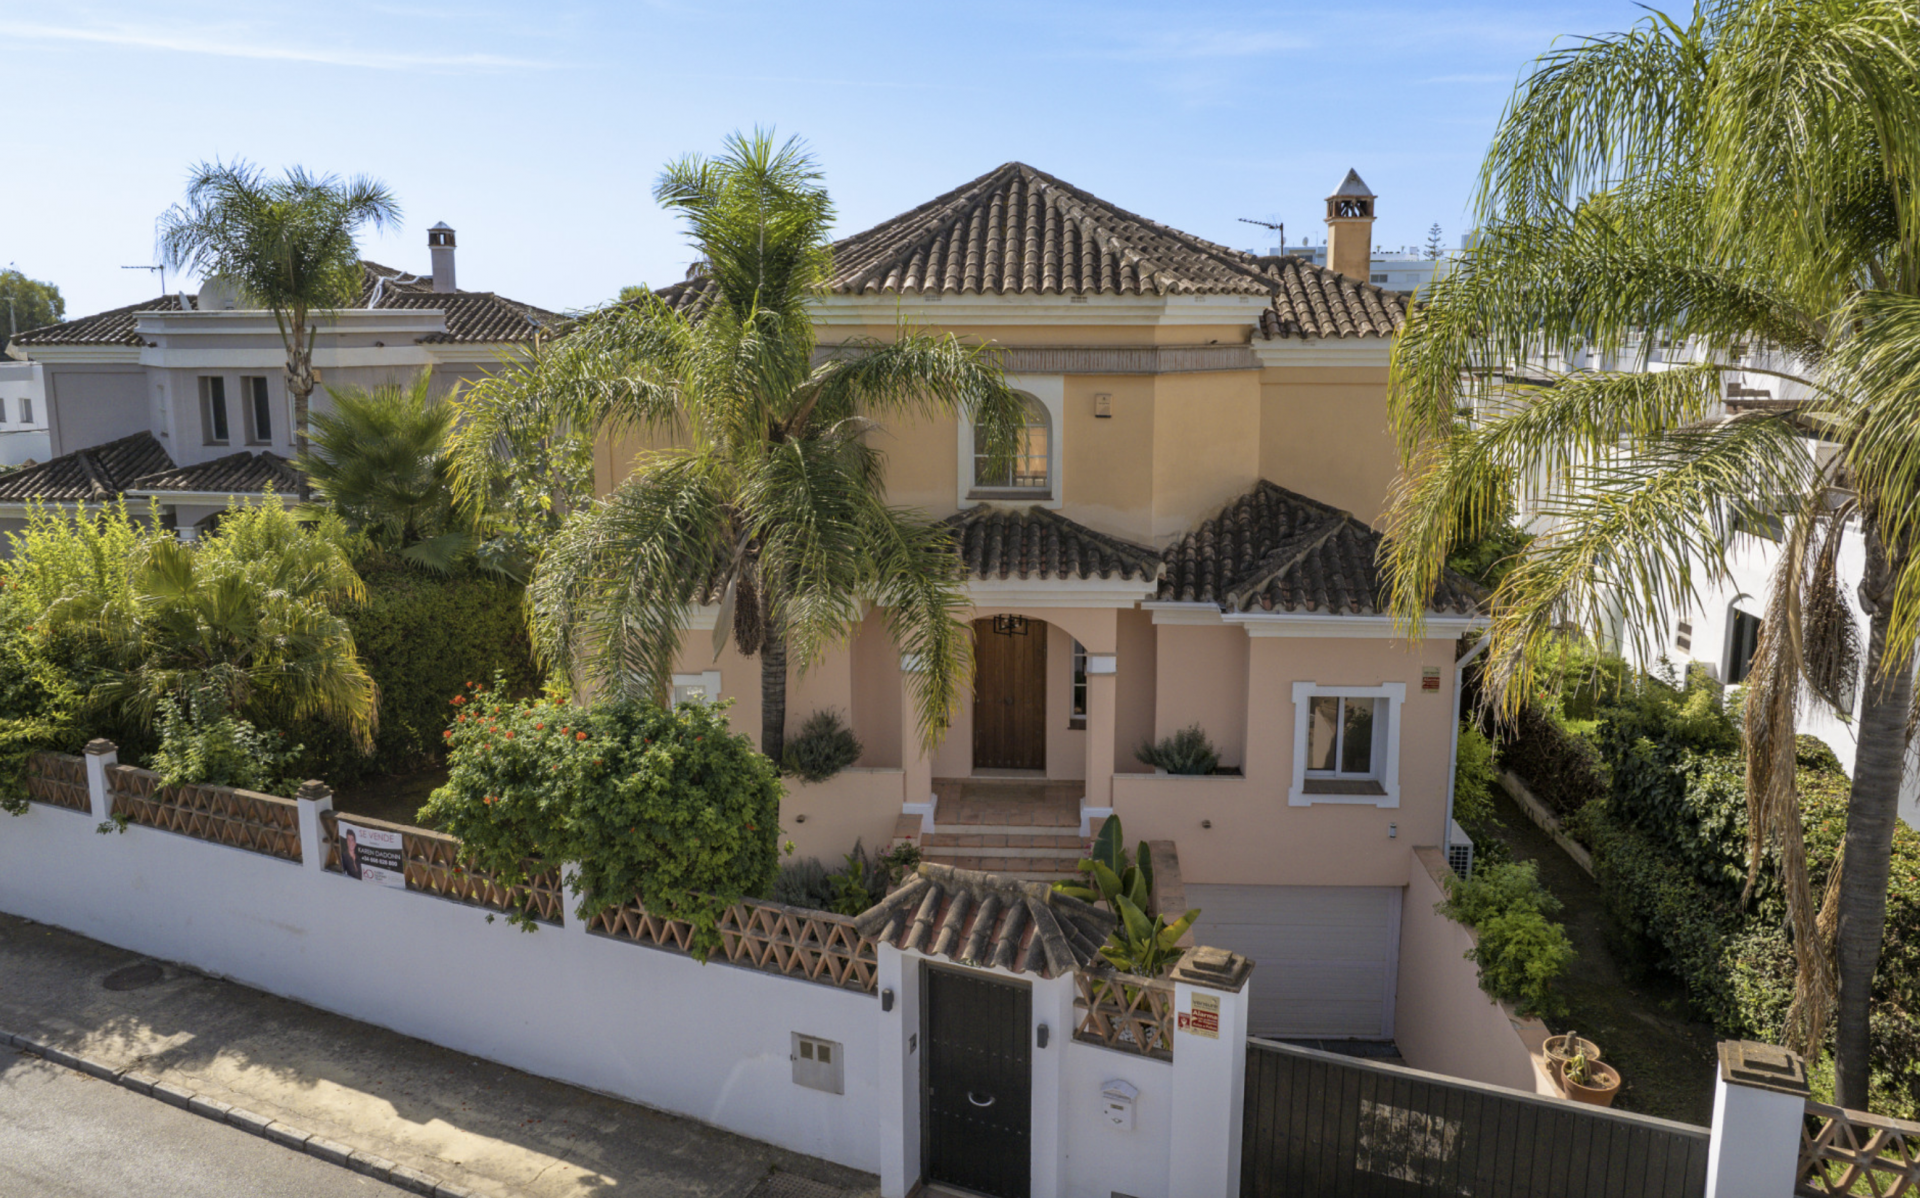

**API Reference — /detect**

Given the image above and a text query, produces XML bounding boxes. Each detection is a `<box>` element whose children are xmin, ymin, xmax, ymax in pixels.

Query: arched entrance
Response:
<box><xmin>972</xmin><ymin>616</ymin><xmax>1047</xmax><ymax>771</ymax></box>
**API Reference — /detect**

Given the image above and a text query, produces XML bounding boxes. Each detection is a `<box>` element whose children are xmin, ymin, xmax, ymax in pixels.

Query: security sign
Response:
<box><xmin>1178</xmin><ymin>992</ymin><xmax>1220</xmax><ymax>1039</ymax></box>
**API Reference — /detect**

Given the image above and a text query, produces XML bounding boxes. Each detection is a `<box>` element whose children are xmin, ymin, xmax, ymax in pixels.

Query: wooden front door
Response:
<box><xmin>923</xmin><ymin>966</ymin><xmax>1032</xmax><ymax>1198</ymax></box>
<box><xmin>972</xmin><ymin>617</ymin><xmax>1047</xmax><ymax>771</ymax></box>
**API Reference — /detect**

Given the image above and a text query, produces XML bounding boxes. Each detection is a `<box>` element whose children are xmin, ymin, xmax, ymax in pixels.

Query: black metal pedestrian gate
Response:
<box><xmin>1241</xmin><ymin>1040</ymin><xmax>1710</xmax><ymax>1198</ymax></box>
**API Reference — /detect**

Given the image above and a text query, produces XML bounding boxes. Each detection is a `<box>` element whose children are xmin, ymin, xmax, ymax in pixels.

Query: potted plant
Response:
<box><xmin>1543</xmin><ymin>1031</ymin><xmax>1600</xmax><ymax>1072</ymax></box>
<box><xmin>1556</xmin><ymin>1052</ymin><xmax>1622</xmax><ymax>1107</ymax></box>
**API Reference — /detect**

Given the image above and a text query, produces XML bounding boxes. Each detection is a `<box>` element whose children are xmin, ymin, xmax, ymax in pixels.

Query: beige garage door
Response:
<box><xmin>1185</xmin><ymin>885</ymin><xmax>1400</xmax><ymax>1040</ymax></box>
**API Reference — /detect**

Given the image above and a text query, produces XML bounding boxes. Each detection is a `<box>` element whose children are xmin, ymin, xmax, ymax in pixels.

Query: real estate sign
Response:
<box><xmin>337</xmin><ymin>821</ymin><xmax>405</xmax><ymax>889</ymax></box>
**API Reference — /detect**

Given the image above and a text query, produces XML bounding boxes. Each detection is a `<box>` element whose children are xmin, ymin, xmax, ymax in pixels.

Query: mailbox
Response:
<box><xmin>1101</xmin><ymin>1079</ymin><xmax>1139</xmax><ymax>1131</ymax></box>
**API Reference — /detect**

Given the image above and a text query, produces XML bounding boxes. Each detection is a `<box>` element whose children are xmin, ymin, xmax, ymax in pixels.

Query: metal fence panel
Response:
<box><xmin>1242</xmin><ymin>1039</ymin><xmax>1710</xmax><ymax>1198</ymax></box>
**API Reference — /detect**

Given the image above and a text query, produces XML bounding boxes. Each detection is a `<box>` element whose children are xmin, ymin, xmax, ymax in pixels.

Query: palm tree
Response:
<box><xmin>1384</xmin><ymin>0</ymin><xmax>1920</xmax><ymax>1109</ymax></box>
<box><xmin>157</xmin><ymin>161</ymin><xmax>401</xmax><ymax>487</ymax></box>
<box><xmin>447</xmin><ymin>131</ymin><xmax>1024</xmax><ymax>761</ymax></box>
<box><xmin>297</xmin><ymin>371</ymin><xmax>492</xmax><ymax>575</ymax></box>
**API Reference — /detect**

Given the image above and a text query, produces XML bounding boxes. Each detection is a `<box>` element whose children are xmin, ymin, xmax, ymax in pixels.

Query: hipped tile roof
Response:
<box><xmin>853</xmin><ymin>863</ymin><xmax>1115</xmax><ymax>978</ymax></box>
<box><xmin>10</xmin><ymin>264</ymin><xmax>555</xmax><ymax>348</ymax></box>
<box><xmin>655</xmin><ymin>162</ymin><xmax>1408</xmax><ymax>339</ymax></box>
<box><xmin>127</xmin><ymin>451</ymin><xmax>301</xmax><ymax>495</ymax></box>
<box><xmin>1158</xmin><ymin>481</ymin><xmax>1483</xmax><ymax>616</ymax></box>
<box><xmin>946</xmin><ymin>506</ymin><xmax>1162</xmax><ymax>583</ymax></box>
<box><xmin>0</xmin><ymin>432</ymin><xmax>175</xmax><ymax>503</ymax></box>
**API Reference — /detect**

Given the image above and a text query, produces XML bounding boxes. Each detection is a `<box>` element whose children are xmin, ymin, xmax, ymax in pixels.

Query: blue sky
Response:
<box><xmin>5</xmin><ymin>0</ymin><xmax>1654</xmax><ymax>320</ymax></box>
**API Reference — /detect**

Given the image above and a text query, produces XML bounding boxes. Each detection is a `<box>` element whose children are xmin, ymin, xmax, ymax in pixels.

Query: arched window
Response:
<box><xmin>972</xmin><ymin>394</ymin><xmax>1051</xmax><ymax>495</ymax></box>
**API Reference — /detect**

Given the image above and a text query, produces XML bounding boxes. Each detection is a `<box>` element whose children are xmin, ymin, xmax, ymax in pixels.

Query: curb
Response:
<box><xmin>1</xmin><ymin>1027</ymin><xmax>482</xmax><ymax>1197</ymax></box>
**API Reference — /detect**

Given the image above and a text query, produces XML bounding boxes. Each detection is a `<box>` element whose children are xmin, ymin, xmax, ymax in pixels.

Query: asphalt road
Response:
<box><xmin>0</xmin><ymin>1045</ymin><xmax>405</xmax><ymax>1198</ymax></box>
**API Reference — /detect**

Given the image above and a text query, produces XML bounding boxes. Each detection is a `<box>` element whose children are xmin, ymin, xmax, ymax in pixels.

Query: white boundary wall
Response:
<box><xmin>0</xmin><ymin>800</ymin><xmax>883</xmax><ymax>1171</ymax></box>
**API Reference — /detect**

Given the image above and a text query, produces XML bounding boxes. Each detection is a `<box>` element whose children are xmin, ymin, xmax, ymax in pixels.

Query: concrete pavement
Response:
<box><xmin>0</xmin><ymin>1043</ymin><xmax>406</xmax><ymax>1198</ymax></box>
<box><xmin>0</xmin><ymin>912</ymin><xmax>878</xmax><ymax>1198</ymax></box>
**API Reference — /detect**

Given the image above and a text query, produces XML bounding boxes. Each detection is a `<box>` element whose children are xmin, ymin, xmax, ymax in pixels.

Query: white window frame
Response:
<box><xmin>669</xmin><ymin>671</ymin><xmax>721</xmax><ymax>708</ymax></box>
<box><xmin>956</xmin><ymin>373</ymin><xmax>1063</xmax><ymax>509</ymax></box>
<box><xmin>242</xmin><ymin>376</ymin><xmax>273</xmax><ymax>445</ymax></box>
<box><xmin>199</xmin><ymin>376</ymin><xmax>230</xmax><ymax>446</ymax></box>
<box><xmin>1289</xmin><ymin>681</ymin><xmax>1405</xmax><ymax>807</ymax></box>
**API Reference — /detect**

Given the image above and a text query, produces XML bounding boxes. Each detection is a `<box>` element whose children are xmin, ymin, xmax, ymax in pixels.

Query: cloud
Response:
<box><xmin>0</xmin><ymin>19</ymin><xmax>547</xmax><ymax>71</ymax></box>
<box><xmin>1418</xmin><ymin>72</ymin><xmax>1513</xmax><ymax>84</ymax></box>
<box><xmin>1097</xmin><ymin>30</ymin><xmax>1313</xmax><ymax>61</ymax></box>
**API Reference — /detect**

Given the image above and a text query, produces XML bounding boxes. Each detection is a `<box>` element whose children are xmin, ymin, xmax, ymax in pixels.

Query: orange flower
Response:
<box><xmin>576</xmin><ymin>731</ymin><xmax>588</xmax><ymax>741</ymax></box>
<box><xmin>505</xmin><ymin>731</ymin><xmax>515</xmax><ymax>739</ymax></box>
<box><xmin>535</xmin><ymin>723</ymin><xmax>545</xmax><ymax>731</ymax></box>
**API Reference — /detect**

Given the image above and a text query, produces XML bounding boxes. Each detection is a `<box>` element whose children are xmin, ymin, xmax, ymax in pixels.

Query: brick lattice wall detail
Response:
<box><xmin>592</xmin><ymin>897</ymin><xmax>881</xmax><ymax>993</ymax></box>
<box><xmin>24</xmin><ymin>752</ymin><xmax>89</xmax><ymax>813</ymax></box>
<box><xmin>1073</xmin><ymin>971</ymin><xmax>1176</xmax><ymax>1061</ymax></box>
<box><xmin>319</xmin><ymin>811</ymin><xmax>565</xmax><ymax>925</ymax></box>
<box><xmin>106</xmin><ymin>765</ymin><xmax>301</xmax><ymax>861</ymax></box>
<box><xmin>1800</xmin><ymin>1100</ymin><xmax>1920</xmax><ymax>1196</ymax></box>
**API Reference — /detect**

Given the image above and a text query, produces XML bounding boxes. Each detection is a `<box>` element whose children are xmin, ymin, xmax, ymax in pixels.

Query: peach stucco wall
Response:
<box><xmin>1114</xmin><ymin>632</ymin><xmax>1458</xmax><ymax>887</ymax></box>
<box><xmin>1152</xmin><ymin>623</ymin><xmax>1247</xmax><ymax>768</ymax></box>
<box><xmin>1114</xmin><ymin>608</ymin><xmax>1158</xmax><ymax>775</ymax></box>
<box><xmin>1396</xmin><ymin>848</ymin><xmax>1558</xmax><ymax>1095</ymax></box>
<box><xmin>1259</xmin><ymin>364</ymin><xmax>1398</xmax><ymax>527</ymax></box>
<box><xmin>779</xmin><ymin>767</ymin><xmax>908</xmax><ymax>865</ymax></box>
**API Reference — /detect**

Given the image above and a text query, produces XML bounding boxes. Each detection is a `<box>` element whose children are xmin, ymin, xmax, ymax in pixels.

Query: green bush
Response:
<box><xmin>771</xmin><ymin>857</ymin><xmax>836</xmax><ymax>910</ymax></box>
<box><xmin>781</xmin><ymin>709</ymin><xmax>862</xmax><ymax>783</ymax></box>
<box><xmin>1453</xmin><ymin>723</ymin><xmax>1499</xmax><ymax>826</ymax></box>
<box><xmin>419</xmin><ymin>686</ymin><xmax>782</xmax><ymax>955</ymax></box>
<box><xmin>289</xmin><ymin>562</ymin><xmax>540</xmax><ymax>784</ymax></box>
<box><xmin>1136</xmin><ymin>724</ymin><xmax>1220</xmax><ymax>775</ymax></box>
<box><xmin>150</xmin><ymin>689</ymin><xmax>304</xmax><ymax>795</ymax></box>
<box><xmin>1493</xmin><ymin>703</ymin><xmax>1607</xmax><ymax>818</ymax></box>
<box><xmin>1438</xmin><ymin>860</ymin><xmax>1573</xmax><ymax>1016</ymax></box>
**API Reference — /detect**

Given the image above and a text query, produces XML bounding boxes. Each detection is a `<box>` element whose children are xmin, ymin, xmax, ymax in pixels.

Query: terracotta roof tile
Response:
<box><xmin>0</xmin><ymin>432</ymin><xmax>175</xmax><ymax>503</ymax></box>
<box><xmin>853</xmin><ymin>863</ymin><xmax>1115</xmax><ymax>978</ymax></box>
<box><xmin>1251</xmin><ymin>255</ymin><xmax>1408</xmax><ymax>340</ymax></box>
<box><xmin>127</xmin><ymin>451</ymin><xmax>301</xmax><ymax>495</ymax></box>
<box><xmin>946</xmin><ymin>506</ymin><xmax>1161</xmax><ymax>583</ymax></box>
<box><xmin>12</xmin><ymin>265</ymin><xmax>555</xmax><ymax>349</ymax></box>
<box><xmin>1157</xmin><ymin>481</ymin><xmax>1482</xmax><ymax>616</ymax></box>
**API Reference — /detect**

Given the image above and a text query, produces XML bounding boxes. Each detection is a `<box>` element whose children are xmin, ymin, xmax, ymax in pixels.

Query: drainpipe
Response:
<box><xmin>1443</xmin><ymin>635</ymin><xmax>1491</xmax><ymax>856</ymax></box>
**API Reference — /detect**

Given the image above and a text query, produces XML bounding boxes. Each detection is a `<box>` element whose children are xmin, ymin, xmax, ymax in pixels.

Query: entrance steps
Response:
<box><xmin>899</xmin><ymin>778</ymin><xmax>1091</xmax><ymax>882</ymax></box>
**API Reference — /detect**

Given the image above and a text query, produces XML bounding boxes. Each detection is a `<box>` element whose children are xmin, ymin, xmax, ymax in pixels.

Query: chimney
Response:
<box><xmin>428</xmin><ymin>222</ymin><xmax>457</xmax><ymax>293</ymax></box>
<box><xmin>1324</xmin><ymin>170</ymin><xmax>1376</xmax><ymax>283</ymax></box>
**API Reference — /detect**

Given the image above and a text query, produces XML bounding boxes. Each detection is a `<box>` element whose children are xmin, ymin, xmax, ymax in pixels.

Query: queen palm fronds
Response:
<box><xmin>1388</xmin><ymin>0</ymin><xmax>1920</xmax><ymax>1108</ymax></box>
<box><xmin>448</xmin><ymin>130</ymin><xmax>1022</xmax><ymax>760</ymax></box>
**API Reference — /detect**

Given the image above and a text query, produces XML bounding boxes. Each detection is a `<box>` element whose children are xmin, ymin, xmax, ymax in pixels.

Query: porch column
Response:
<box><xmin>1081</xmin><ymin>610</ymin><xmax>1119</xmax><ymax>830</ymax></box>
<box><xmin>900</xmin><ymin>654</ymin><xmax>936</xmax><ymax>833</ymax></box>
<box><xmin>1705</xmin><ymin>1041</ymin><xmax>1807</xmax><ymax>1198</ymax></box>
<box><xmin>1167</xmin><ymin>947</ymin><xmax>1254</xmax><ymax>1198</ymax></box>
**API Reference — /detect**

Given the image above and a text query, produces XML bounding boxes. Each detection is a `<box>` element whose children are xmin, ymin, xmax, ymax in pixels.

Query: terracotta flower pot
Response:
<box><xmin>1555</xmin><ymin>1059</ymin><xmax>1622</xmax><ymax>1107</ymax></box>
<box><xmin>1544</xmin><ymin>1033</ymin><xmax>1601</xmax><ymax>1068</ymax></box>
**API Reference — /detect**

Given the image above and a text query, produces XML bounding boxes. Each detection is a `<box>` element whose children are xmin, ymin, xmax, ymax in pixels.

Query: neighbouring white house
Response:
<box><xmin>1512</xmin><ymin>334</ymin><xmax>1920</xmax><ymax>831</ymax></box>
<box><xmin>0</xmin><ymin>223</ymin><xmax>555</xmax><ymax>537</ymax></box>
<box><xmin>0</xmin><ymin>359</ymin><xmax>51</xmax><ymax>467</ymax></box>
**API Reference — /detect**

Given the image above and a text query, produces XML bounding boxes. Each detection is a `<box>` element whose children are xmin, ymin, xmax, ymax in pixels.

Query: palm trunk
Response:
<box><xmin>760</xmin><ymin>628</ymin><xmax>788</xmax><ymax>764</ymax></box>
<box><xmin>1833</xmin><ymin>528</ymin><xmax>1913</xmax><ymax>1109</ymax></box>
<box><xmin>284</xmin><ymin>311</ymin><xmax>316</xmax><ymax>501</ymax></box>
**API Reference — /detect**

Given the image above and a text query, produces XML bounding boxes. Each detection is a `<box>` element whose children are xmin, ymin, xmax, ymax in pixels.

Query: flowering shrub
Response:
<box><xmin>421</xmin><ymin>682</ymin><xmax>782</xmax><ymax>954</ymax></box>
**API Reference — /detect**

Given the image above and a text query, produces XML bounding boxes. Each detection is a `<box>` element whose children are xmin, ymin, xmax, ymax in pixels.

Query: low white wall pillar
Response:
<box><xmin>1167</xmin><ymin>947</ymin><xmax>1254</xmax><ymax>1198</ymax></box>
<box><xmin>560</xmin><ymin>863</ymin><xmax>587</xmax><ymax>934</ymax></box>
<box><xmin>875</xmin><ymin>945</ymin><xmax>921</xmax><ymax>1198</ymax></box>
<box><xmin>1705</xmin><ymin>1040</ymin><xmax>1808</xmax><ymax>1198</ymax></box>
<box><xmin>294</xmin><ymin>780</ymin><xmax>333</xmax><ymax>873</ymax></box>
<box><xmin>83</xmin><ymin>738</ymin><xmax>117</xmax><ymax>823</ymax></box>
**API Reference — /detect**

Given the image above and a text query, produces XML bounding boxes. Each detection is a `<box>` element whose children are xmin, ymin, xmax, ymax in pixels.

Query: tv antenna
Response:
<box><xmin>122</xmin><ymin>263</ymin><xmax>167</xmax><ymax>294</ymax></box>
<box><xmin>1238</xmin><ymin>217</ymin><xmax>1285</xmax><ymax>250</ymax></box>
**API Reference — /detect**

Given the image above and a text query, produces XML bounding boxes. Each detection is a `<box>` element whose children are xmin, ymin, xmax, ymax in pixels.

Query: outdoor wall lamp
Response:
<box><xmin>881</xmin><ymin>988</ymin><xmax>894</xmax><ymax>1012</ymax></box>
<box><xmin>1037</xmin><ymin>1024</ymin><xmax>1050</xmax><ymax>1049</ymax></box>
<box><xmin>1389</xmin><ymin>823</ymin><xmax>1398</xmax><ymax>839</ymax></box>
<box><xmin>1201</xmin><ymin>819</ymin><xmax>1213</xmax><ymax>830</ymax></box>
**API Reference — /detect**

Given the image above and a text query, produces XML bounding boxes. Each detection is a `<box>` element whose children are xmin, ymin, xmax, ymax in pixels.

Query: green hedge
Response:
<box><xmin>1493</xmin><ymin>703</ymin><xmax>1607</xmax><ymax>817</ymax></box>
<box><xmin>291</xmin><ymin>563</ymin><xmax>540</xmax><ymax>784</ymax></box>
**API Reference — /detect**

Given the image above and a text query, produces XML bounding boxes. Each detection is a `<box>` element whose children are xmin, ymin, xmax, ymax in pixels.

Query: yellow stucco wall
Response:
<box><xmin>1258</xmin><ymin>365</ymin><xmax>1398</xmax><ymax>527</ymax></box>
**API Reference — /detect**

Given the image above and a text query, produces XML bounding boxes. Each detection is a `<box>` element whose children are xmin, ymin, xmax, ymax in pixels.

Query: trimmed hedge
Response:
<box><xmin>1493</xmin><ymin>704</ymin><xmax>1606</xmax><ymax>818</ymax></box>
<box><xmin>291</xmin><ymin>563</ymin><xmax>540</xmax><ymax>784</ymax></box>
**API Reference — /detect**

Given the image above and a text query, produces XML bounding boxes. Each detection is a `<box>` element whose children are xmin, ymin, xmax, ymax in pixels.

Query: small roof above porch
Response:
<box><xmin>854</xmin><ymin>861</ymin><xmax>1115</xmax><ymax>978</ymax></box>
<box><xmin>946</xmin><ymin>505</ymin><xmax>1162</xmax><ymax>584</ymax></box>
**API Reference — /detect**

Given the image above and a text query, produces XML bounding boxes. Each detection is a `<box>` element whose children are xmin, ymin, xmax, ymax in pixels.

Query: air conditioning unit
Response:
<box><xmin>1446</xmin><ymin>821</ymin><xmax>1475</xmax><ymax>879</ymax></box>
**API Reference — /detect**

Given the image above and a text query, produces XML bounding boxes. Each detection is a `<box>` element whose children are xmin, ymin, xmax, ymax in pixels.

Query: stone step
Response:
<box><xmin>927</xmin><ymin>823</ymin><xmax>1084</xmax><ymax>839</ymax></box>
<box><xmin>923</xmin><ymin>832</ymin><xmax>1087</xmax><ymax>852</ymax></box>
<box><xmin>922</xmin><ymin>852</ymin><xmax>1085</xmax><ymax>880</ymax></box>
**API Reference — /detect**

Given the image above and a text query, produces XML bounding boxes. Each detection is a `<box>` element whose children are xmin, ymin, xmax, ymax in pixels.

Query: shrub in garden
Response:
<box><xmin>781</xmin><ymin>709</ymin><xmax>862</xmax><ymax>783</ymax></box>
<box><xmin>1491</xmin><ymin>703</ymin><xmax>1606</xmax><ymax>818</ymax></box>
<box><xmin>1437</xmin><ymin>860</ymin><xmax>1574</xmax><ymax>1016</ymax></box>
<box><xmin>150</xmin><ymin>688</ymin><xmax>304</xmax><ymax>795</ymax></box>
<box><xmin>772</xmin><ymin>857</ymin><xmax>836</xmax><ymax>910</ymax></box>
<box><xmin>1136</xmin><ymin>724</ymin><xmax>1220</xmax><ymax>775</ymax></box>
<box><xmin>287</xmin><ymin>561</ymin><xmax>539</xmax><ymax>783</ymax></box>
<box><xmin>420</xmin><ymin>686</ymin><xmax>782</xmax><ymax>955</ymax></box>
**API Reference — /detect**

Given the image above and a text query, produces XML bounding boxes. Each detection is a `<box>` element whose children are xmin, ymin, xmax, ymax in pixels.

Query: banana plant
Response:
<box><xmin>1054</xmin><ymin>814</ymin><xmax>1154</xmax><ymax>916</ymax></box>
<box><xmin>1098</xmin><ymin>892</ymin><xmax>1201</xmax><ymax>978</ymax></box>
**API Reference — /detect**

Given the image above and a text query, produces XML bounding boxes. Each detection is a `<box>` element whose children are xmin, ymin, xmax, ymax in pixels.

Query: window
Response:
<box><xmin>242</xmin><ymin>376</ymin><xmax>272</xmax><ymax>444</ymax></box>
<box><xmin>669</xmin><ymin>671</ymin><xmax>721</xmax><ymax>708</ymax></box>
<box><xmin>1727</xmin><ymin>609</ymin><xmax>1762</xmax><ymax>685</ymax></box>
<box><xmin>1675</xmin><ymin>620</ymin><xmax>1693</xmax><ymax>652</ymax></box>
<box><xmin>1289</xmin><ymin>682</ymin><xmax>1405</xmax><ymax>807</ymax></box>
<box><xmin>971</xmin><ymin>393</ymin><xmax>1051</xmax><ymax>496</ymax></box>
<box><xmin>1070</xmin><ymin>640</ymin><xmax>1088</xmax><ymax>730</ymax></box>
<box><xmin>199</xmin><ymin>376</ymin><xmax>230</xmax><ymax>445</ymax></box>
<box><xmin>18</xmin><ymin>397</ymin><xmax>29</xmax><ymax>424</ymax></box>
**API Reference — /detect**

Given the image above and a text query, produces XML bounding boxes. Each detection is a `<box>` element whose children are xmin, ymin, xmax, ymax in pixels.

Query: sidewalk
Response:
<box><xmin>0</xmin><ymin>911</ymin><xmax>879</xmax><ymax>1198</ymax></box>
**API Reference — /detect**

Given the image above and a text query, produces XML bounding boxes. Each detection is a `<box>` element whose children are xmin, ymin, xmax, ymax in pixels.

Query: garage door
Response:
<box><xmin>1185</xmin><ymin>885</ymin><xmax>1400</xmax><ymax>1040</ymax></box>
